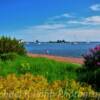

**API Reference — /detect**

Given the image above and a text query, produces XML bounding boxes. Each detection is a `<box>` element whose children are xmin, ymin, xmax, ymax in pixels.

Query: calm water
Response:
<box><xmin>25</xmin><ymin>42</ymin><xmax>100</xmax><ymax>57</ymax></box>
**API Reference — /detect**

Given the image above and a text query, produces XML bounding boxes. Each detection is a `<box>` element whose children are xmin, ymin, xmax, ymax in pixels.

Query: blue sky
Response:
<box><xmin>0</xmin><ymin>0</ymin><xmax>100</xmax><ymax>41</ymax></box>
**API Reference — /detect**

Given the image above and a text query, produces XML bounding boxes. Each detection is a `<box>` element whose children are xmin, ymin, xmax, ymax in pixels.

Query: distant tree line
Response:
<box><xmin>49</xmin><ymin>40</ymin><xmax>67</xmax><ymax>43</ymax></box>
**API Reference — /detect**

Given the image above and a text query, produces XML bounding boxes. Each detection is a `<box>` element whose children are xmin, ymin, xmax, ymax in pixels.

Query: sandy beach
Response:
<box><xmin>27</xmin><ymin>53</ymin><xmax>84</xmax><ymax>64</ymax></box>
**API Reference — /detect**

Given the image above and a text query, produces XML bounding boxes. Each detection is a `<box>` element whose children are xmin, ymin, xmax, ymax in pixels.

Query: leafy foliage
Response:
<box><xmin>79</xmin><ymin>68</ymin><xmax>100</xmax><ymax>90</ymax></box>
<box><xmin>0</xmin><ymin>36</ymin><xmax>26</xmax><ymax>60</ymax></box>
<box><xmin>83</xmin><ymin>45</ymin><xmax>100</xmax><ymax>70</ymax></box>
<box><xmin>0</xmin><ymin>53</ymin><xmax>17</xmax><ymax>61</ymax></box>
<box><xmin>82</xmin><ymin>45</ymin><xmax>100</xmax><ymax>89</ymax></box>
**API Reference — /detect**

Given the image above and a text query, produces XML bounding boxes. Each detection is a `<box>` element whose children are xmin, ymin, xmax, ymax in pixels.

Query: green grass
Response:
<box><xmin>0</xmin><ymin>55</ymin><xmax>81</xmax><ymax>82</ymax></box>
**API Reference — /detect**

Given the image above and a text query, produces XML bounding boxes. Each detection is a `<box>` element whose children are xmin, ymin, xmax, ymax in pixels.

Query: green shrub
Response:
<box><xmin>0</xmin><ymin>53</ymin><xmax>17</xmax><ymax>61</ymax></box>
<box><xmin>18</xmin><ymin>63</ymin><xmax>31</xmax><ymax>74</ymax></box>
<box><xmin>79</xmin><ymin>69</ymin><xmax>100</xmax><ymax>90</ymax></box>
<box><xmin>0</xmin><ymin>36</ymin><xmax>26</xmax><ymax>60</ymax></box>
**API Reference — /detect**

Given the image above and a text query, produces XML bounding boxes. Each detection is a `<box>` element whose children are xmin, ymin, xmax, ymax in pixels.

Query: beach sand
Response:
<box><xmin>27</xmin><ymin>53</ymin><xmax>84</xmax><ymax>64</ymax></box>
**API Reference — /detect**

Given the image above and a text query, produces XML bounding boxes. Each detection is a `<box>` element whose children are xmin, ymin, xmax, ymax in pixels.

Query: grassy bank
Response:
<box><xmin>0</xmin><ymin>55</ymin><xmax>81</xmax><ymax>82</ymax></box>
<box><xmin>0</xmin><ymin>55</ymin><xmax>99</xmax><ymax>99</ymax></box>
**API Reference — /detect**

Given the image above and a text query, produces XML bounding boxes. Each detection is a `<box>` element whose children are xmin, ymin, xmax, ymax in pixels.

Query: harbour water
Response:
<box><xmin>25</xmin><ymin>42</ymin><xmax>100</xmax><ymax>57</ymax></box>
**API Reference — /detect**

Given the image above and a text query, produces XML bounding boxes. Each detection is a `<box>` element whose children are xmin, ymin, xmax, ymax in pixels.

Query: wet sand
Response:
<box><xmin>27</xmin><ymin>53</ymin><xmax>84</xmax><ymax>64</ymax></box>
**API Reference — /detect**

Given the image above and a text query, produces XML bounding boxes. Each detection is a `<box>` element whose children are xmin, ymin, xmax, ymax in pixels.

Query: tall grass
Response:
<box><xmin>0</xmin><ymin>55</ymin><xmax>81</xmax><ymax>82</ymax></box>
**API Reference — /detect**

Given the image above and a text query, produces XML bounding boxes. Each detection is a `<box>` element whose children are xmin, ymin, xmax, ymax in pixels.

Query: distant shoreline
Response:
<box><xmin>24</xmin><ymin>41</ymin><xmax>100</xmax><ymax>44</ymax></box>
<box><xmin>27</xmin><ymin>53</ymin><xmax>84</xmax><ymax>64</ymax></box>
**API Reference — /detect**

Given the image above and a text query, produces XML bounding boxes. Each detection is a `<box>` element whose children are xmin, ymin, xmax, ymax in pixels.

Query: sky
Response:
<box><xmin>0</xmin><ymin>0</ymin><xmax>100</xmax><ymax>42</ymax></box>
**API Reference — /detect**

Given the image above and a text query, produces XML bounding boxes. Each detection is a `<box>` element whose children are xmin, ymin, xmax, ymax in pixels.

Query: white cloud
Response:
<box><xmin>85</xmin><ymin>16</ymin><xmax>100</xmax><ymax>23</ymax></box>
<box><xmin>67</xmin><ymin>16</ymin><xmax>100</xmax><ymax>25</ymax></box>
<box><xmin>67</xmin><ymin>20</ymin><xmax>86</xmax><ymax>25</ymax></box>
<box><xmin>33</xmin><ymin>24</ymin><xmax>66</xmax><ymax>30</ymax></box>
<box><xmin>49</xmin><ymin>13</ymin><xmax>73</xmax><ymax>20</ymax></box>
<box><xmin>62</xmin><ymin>13</ymin><xmax>72</xmax><ymax>18</ymax></box>
<box><xmin>90</xmin><ymin>4</ymin><xmax>100</xmax><ymax>11</ymax></box>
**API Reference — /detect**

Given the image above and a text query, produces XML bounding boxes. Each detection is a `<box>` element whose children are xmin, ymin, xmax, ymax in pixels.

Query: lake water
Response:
<box><xmin>25</xmin><ymin>42</ymin><xmax>100</xmax><ymax>57</ymax></box>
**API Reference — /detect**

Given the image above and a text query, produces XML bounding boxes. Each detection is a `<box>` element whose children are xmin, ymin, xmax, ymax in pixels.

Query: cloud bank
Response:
<box><xmin>14</xmin><ymin>11</ymin><xmax>100</xmax><ymax>42</ymax></box>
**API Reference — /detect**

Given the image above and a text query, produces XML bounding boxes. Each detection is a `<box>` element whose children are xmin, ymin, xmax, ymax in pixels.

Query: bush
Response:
<box><xmin>82</xmin><ymin>45</ymin><xmax>100</xmax><ymax>89</ymax></box>
<box><xmin>83</xmin><ymin>45</ymin><xmax>100</xmax><ymax>70</ymax></box>
<box><xmin>18</xmin><ymin>63</ymin><xmax>31</xmax><ymax>74</ymax></box>
<box><xmin>78</xmin><ymin>69</ymin><xmax>100</xmax><ymax>90</ymax></box>
<box><xmin>0</xmin><ymin>53</ymin><xmax>17</xmax><ymax>61</ymax></box>
<box><xmin>0</xmin><ymin>36</ymin><xmax>26</xmax><ymax>60</ymax></box>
